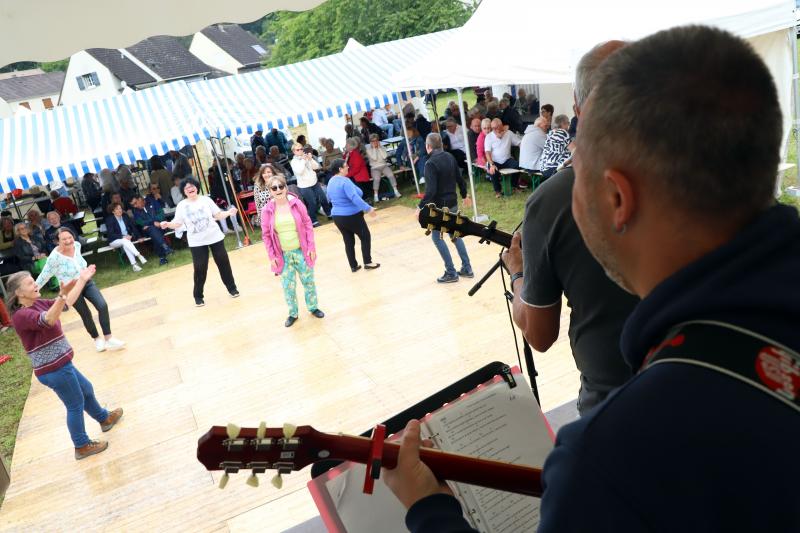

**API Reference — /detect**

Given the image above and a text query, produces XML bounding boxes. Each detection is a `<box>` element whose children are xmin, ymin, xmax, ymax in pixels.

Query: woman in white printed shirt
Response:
<box><xmin>36</xmin><ymin>227</ymin><xmax>126</xmax><ymax>352</ymax></box>
<box><xmin>162</xmin><ymin>177</ymin><xmax>240</xmax><ymax>307</ymax></box>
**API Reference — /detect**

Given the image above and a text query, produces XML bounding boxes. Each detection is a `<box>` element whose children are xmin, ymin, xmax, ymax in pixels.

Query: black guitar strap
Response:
<box><xmin>642</xmin><ymin>320</ymin><xmax>800</xmax><ymax>414</ymax></box>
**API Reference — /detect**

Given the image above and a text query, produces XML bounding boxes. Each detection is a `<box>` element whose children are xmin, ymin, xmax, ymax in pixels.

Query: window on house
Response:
<box><xmin>251</xmin><ymin>44</ymin><xmax>267</xmax><ymax>56</ymax></box>
<box><xmin>19</xmin><ymin>102</ymin><xmax>30</xmax><ymax>110</ymax></box>
<box><xmin>43</xmin><ymin>98</ymin><xmax>54</xmax><ymax>110</ymax></box>
<box><xmin>76</xmin><ymin>72</ymin><xmax>100</xmax><ymax>91</ymax></box>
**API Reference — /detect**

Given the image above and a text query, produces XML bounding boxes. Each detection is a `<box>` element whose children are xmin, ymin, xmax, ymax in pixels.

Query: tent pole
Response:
<box><xmin>210</xmin><ymin>137</ymin><xmax>243</xmax><ymax>248</ymax></box>
<box><xmin>456</xmin><ymin>87</ymin><xmax>480</xmax><ymax>221</ymax></box>
<box><xmin>400</xmin><ymin>108</ymin><xmax>421</xmax><ymax>196</ymax></box>
<box><xmin>222</xmin><ymin>146</ymin><xmax>253</xmax><ymax>246</ymax></box>
<box><xmin>192</xmin><ymin>144</ymin><xmax>208</xmax><ymax>194</ymax></box>
<box><xmin>791</xmin><ymin>27</ymin><xmax>800</xmax><ymax>192</ymax></box>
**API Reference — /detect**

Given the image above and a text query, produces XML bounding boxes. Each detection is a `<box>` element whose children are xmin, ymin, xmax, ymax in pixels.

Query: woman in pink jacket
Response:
<box><xmin>260</xmin><ymin>174</ymin><xmax>324</xmax><ymax>327</ymax></box>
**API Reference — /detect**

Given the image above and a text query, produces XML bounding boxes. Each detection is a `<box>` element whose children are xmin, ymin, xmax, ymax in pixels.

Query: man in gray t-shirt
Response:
<box><xmin>503</xmin><ymin>167</ymin><xmax>639</xmax><ymax>414</ymax></box>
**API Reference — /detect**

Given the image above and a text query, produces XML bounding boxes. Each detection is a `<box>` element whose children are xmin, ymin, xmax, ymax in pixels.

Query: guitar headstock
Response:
<box><xmin>418</xmin><ymin>203</ymin><xmax>472</xmax><ymax>242</ymax></box>
<box><xmin>418</xmin><ymin>203</ymin><xmax>512</xmax><ymax>248</ymax></box>
<box><xmin>197</xmin><ymin>423</ymin><xmax>342</xmax><ymax>489</ymax></box>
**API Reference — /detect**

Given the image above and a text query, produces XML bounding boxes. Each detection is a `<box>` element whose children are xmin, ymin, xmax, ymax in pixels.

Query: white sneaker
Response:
<box><xmin>95</xmin><ymin>338</ymin><xmax>106</xmax><ymax>352</ymax></box>
<box><xmin>105</xmin><ymin>338</ymin><xmax>125</xmax><ymax>351</ymax></box>
<box><xmin>132</xmin><ymin>264</ymin><xmax>142</xmax><ymax>272</ymax></box>
<box><xmin>137</xmin><ymin>255</ymin><xmax>147</xmax><ymax>264</ymax></box>
<box><xmin>374</xmin><ymin>195</ymin><xmax>380</xmax><ymax>203</ymax></box>
<box><xmin>419</xmin><ymin>177</ymin><xmax>425</xmax><ymax>184</ymax></box>
<box><xmin>393</xmin><ymin>190</ymin><xmax>402</xmax><ymax>198</ymax></box>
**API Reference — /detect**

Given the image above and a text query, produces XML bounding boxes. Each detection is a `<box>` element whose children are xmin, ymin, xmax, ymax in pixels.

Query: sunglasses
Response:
<box><xmin>270</xmin><ymin>184</ymin><xmax>286</xmax><ymax>192</ymax></box>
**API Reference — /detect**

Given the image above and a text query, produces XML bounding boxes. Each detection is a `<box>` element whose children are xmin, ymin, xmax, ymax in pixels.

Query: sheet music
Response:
<box><xmin>427</xmin><ymin>381</ymin><xmax>552</xmax><ymax>533</ymax></box>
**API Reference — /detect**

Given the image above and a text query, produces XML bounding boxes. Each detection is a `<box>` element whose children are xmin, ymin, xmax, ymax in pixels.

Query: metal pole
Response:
<box><xmin>456</xmin><ymin>87</ymin><xmax>480</xmax><ymax>221</ymax></box>
<box><xmin>791</xmin><ymin>26</ymin><xmax>800</xmax><ymax>192</ymax></box>
<box><xmin>400</xmin><ymin>109</ymin><xmax>421</xmax><ymax>195</ymax></box>
<box><xmin>210</xmin><ymin>138</ymin><xmax>243</xmax><ymax>248</ymax></box>
<box><xmin>223</xmin><ymin>148</ymin><xmax>253</xmax><ymax>246</ymax></box>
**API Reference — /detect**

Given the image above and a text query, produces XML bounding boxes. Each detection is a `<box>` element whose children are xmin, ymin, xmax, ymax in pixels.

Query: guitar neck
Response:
<box><xmin>322</xmin><ymin>433</ymin><xmax>542</xmax><ymax>497</ymax></box>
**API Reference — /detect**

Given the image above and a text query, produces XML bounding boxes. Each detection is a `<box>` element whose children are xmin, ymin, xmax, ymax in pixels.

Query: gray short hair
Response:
<box><xmin>425</xmin><ymin>133</ymin><xmax>442</xmax><ymax>150</ymax></box>
<box><xmin>554</xmin><ymin>114</ymin><xmax>570</xmax><ymax>128</ymax></box>
<box><xmin>580</xmin><ymin>25</ymin><xmax>780</xmax><ymax>218</ymax></box>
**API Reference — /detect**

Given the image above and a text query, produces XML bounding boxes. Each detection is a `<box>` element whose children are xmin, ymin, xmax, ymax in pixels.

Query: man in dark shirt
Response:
<box><xmin>265</xmin><ymin>128</ymin><xmax>289</xmax><ymax>155</ymax></box>
<box><xmin>385</xmin><ymin>26</ymin><xmax>800</xmax><ymax>533</ymax></box>
<box><xmin>416</xmin><ymin>133</ymin><xmax>473</xmax><ymax>284</ymax></box>
<box><xmin>250</xmin><ymin>130</ymin><xmax>268</xmax><ymax>155</ymax></box>
<box><xmin>500</xmin><ymin>41</ymin><xmax>637</xmax><ymax>417</ymax></box>
<box><xmin>170</xmin><ymin>150</ymin><xmax>193</xmax><ymax>180</ymax></box>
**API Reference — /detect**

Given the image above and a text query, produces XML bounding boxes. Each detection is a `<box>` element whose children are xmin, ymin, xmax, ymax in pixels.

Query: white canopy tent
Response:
<box><xmin>0</xmin><ymin>0</ymin><xmax>323</xmax><ymax>67</ymax></box>
<box><xmin>0</xmin><ymin>81</ymin><xmax>209</xmax><ymax>192</ymax></box>
<box><xmin>394</xmin><ymin>0</ymin><xmax>797</xmax><ymax>217</ymax></box>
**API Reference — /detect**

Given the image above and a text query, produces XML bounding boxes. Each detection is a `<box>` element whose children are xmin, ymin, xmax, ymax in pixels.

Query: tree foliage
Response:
<box><xmin>262</xmin><ymin>0</ymin><xmax>475</xmax><ymax>67</ymax></box>
<box><xmin>40</xmin><ymin>59</ymin><xmax>69</xmax><ymax>72</ymax></box>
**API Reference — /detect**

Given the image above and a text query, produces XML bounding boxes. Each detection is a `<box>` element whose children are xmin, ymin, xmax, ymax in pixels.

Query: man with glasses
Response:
<box><xmin>290</xmin><ymin>142</ymin><xmax>330</xmax><ymax>228</ymax></box>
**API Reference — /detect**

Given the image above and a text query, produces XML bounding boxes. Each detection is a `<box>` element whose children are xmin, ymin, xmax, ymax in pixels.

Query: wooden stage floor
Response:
<box><xmin>0</xmin><ymin>205</ymin><xmax>580</xmax><ymax>532</ymax></box>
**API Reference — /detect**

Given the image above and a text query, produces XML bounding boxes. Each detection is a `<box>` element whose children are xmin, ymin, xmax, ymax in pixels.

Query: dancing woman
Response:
<box><xmin>36</xmin><ymin>227</ymin><xmax>125</xmax><ymax>352</ymax></box>
<box><xmin>162</xmin><ymin>177</ymin><xmax>239</xmax><ymax>307</ymax></box>
<box><xmin>8</xmin><ymin>266</ymin><xmax>123</xmax><ymax>460</ymax></box>
<box><xmin>260</xmin><ymin>173</ymin><xmax>324</xmax><ymax>327</ymax></box>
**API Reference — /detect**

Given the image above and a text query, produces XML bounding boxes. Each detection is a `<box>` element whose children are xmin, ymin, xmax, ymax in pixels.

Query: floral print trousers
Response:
<box><xmin>281</xmin><ymin>249</ymin><xmax>318</xmax><ymax>318</ymax></box>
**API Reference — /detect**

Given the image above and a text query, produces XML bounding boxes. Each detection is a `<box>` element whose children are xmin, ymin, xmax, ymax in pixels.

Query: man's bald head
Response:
<box><xmin>574</xmin><ymin>40</ymin><xmax>626</xmax><ymax>110</ymax></box>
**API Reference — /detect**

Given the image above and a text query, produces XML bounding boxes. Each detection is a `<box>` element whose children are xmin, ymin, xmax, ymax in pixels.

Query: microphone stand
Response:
<box><xmin>467</xmin><ymin>220</ymin><xmax>541</xmax><ymax>404</ymax></box>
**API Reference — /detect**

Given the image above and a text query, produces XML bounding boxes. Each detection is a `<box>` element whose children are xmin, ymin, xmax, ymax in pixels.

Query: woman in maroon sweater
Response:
<box><xmin>7</xmin><ymin>266</ymin><xmax>123</xmax><ymax>460</ymax></box>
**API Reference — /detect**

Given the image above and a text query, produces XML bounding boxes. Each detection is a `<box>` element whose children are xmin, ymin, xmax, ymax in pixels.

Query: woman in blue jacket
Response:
<box><xmin>325</xmin><ymin>159</ymin><xmax>379</xmax><ymax>272</ymax></box>
<box><xmin>104</xmin><ymin>202</ymin><xmax>147</xmax><ymax>272</ymax></box>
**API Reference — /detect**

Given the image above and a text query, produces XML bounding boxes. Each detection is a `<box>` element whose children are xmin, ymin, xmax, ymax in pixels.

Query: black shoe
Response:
<box><xmin>437</xmin><ymin>273</ymin><xmax>459</xmax><ymax>284</ymax></box>
<box><xmin>195</xmin><ymin>297</ymin><xmax>205</xmax><ymax>307</ymax></box>
<box><xmin>310</xmin><ymin>309</ymin><xmax>325</xmax><ymax>319</ymax></box>
<box><xmin>364</xmin><ymin>263</ymin><xmax>381</xmax><ymax>270</ymax></box>
<box><xmin>285</xmin><ymin>316</ymin><xmax>298</xmax><ymax>327</ymax></box>
<box><xmin>159</xmin><ymin>257</ymin><xmax>168</xmax><ymax>265</ymax></box>
<box><xmin>229</xmin><ymin>290</ymin><xmax>240</xmax><ymax>298</ymax></box>
<box><xmin>457</xmin><ymin>268</ymin><xmax>474</xmax><ymax>279</ymax></box>
<box><xmin>351</xmin><ymin>265</ymin><xmax>362</xmax><ymax>273</ymax></box>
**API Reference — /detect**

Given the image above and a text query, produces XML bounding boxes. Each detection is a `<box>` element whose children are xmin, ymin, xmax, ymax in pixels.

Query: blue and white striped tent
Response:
<box><xmin>0</xmin><ymin>81</ymin><xmax>209</xmax><ymax>193</ymax></box>
<box><xmin>189</xmin><ymin>30</ymin><xmax>455</xmax><ymax>138</ymax></box>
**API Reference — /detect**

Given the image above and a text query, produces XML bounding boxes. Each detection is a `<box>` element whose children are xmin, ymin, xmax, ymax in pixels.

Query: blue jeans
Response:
<box><xmin>37</xmin><ymin>362</ymin><xmax>108</xmax><ymax>448</ymax></box>
<box><xmin>299</xmin><ymin>183</ymin><xmax>331</xmax><ymax>224</ymax></box>
<box><xmin>378</xmin><ymin>123</ymin><xmax>394</xmax><ymax>138</ymax></box>
<box><xmin>143</xmin><ymin>225</ymin><xmax>169</xmax><ymax>258</ymax></box>
<box><xmin>431</xmin><ymin>230</ymin><xmax>471</xmax><ymax>276</ymax></box>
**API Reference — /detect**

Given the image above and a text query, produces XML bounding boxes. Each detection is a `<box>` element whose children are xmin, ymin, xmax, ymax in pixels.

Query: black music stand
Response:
<box><xmin>311</xmin><ymin>361</ymin><xmax>514</xmax><ymax>478</ymax></box>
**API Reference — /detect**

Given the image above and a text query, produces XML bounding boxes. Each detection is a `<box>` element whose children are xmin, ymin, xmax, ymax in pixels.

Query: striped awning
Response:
<box><xmin>0</xmin><ymin>81</ymin><xmax>209</xmax><ymax>193</ymax></box>
<box><xmin>189</xmin><ymin>30</ymin><xmax>455</xmax><ymax>138</ymax></box>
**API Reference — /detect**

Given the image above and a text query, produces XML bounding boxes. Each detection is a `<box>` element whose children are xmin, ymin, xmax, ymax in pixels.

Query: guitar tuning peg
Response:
<box><xmin>257</xmin><ymin>421</ymin><xmax>266</xmax><ymax>439</ymax></box>
<box><xmin>271</xmin><ymin>473</ymin><xmax>283</xmax><ymax>489</ymax></box>
<box><xmin>218</xmin><ymin>472</ymin><xmax>230</xmax><ymax>490</ymax></box>
<box><xmin>283</xmin><ymin>423</ymin><xmax>297</xmax><ymax>439</ymax></box>
<box><xmin>226</xmin><ymin>423</ymin><xmax>240</xmax><ymax>440</ymax></box>
<box><xmin>246</xmin><ymin>473</ymin><xmax>259</xmax><ymax>488</ymax></box>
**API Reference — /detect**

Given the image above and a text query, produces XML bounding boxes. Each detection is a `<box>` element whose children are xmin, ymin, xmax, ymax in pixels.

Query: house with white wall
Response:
<box><xmin>61</xmin><ymin>36</ymin><xmax>212</xmax><ymax>106</ymax></box>
<box><xmin>190</xmin><ymin>24</ymin><xmax>267</xmax><ymax>75</ymax></box>
<box><xmin>0</xmin><ymin>69</ymin><xmax>65</xmax><ymax>118</ymax></box>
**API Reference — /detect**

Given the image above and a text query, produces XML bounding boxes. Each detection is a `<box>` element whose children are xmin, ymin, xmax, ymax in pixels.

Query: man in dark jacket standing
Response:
<box><xmin>386</xmin><ymin>25</ymin><xmax>800</xmax><ymax>533</ymax></box>
<box><xmin>416</xmin><ymin>133</ymin><xmax>473</xmax><ymax>283</ymax></box>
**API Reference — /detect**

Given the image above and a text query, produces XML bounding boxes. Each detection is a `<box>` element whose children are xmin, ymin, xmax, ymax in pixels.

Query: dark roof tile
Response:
<box><xmin>86</xmin><ymin>48</ymin><xmax>157</xmax><ymax>87</ymax></box>
<box><xmin>0</xmin><ymin>71</ymin><xmax>65</xmax><ymax>101</ymax></box>
<box><xmin>126</xmin><ymin>35</ymin><xmax>212</xmax><ymax>81</ymax></box>
<box><xmin>200</xmin><ymin>24</ymin><xmax>267</xmax><ymax>68</ymax></box>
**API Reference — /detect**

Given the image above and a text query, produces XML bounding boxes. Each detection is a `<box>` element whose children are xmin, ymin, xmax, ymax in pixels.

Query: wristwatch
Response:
<box><xmin>510</xmin><ymin>272</ymin><xmax>524</xmax><ymax>291</ymax></box>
